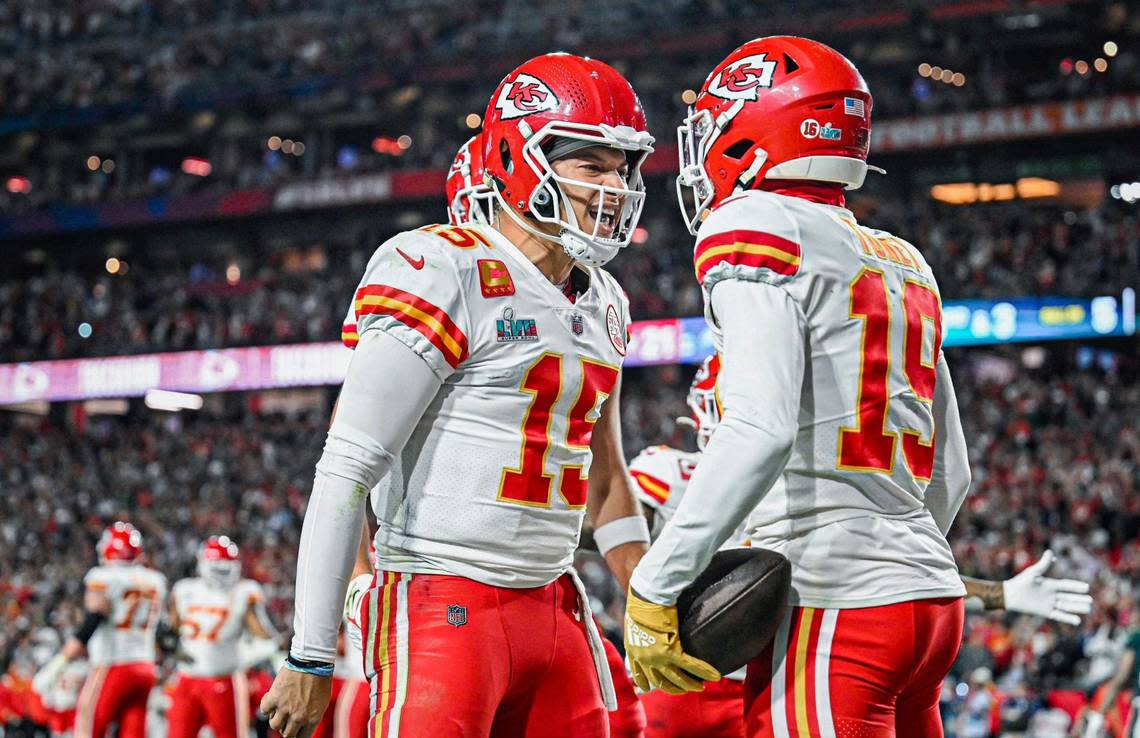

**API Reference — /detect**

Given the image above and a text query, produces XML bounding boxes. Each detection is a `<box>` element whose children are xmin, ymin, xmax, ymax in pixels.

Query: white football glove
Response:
<box><xmin>343</xmin><ymin>573</ymin><xmax>372</xmax><ymax>657</ymax></box>
<box><xmin>1002</xmin><ymin>550</ymin><xmax>1093</xmax><ymax>626</ymax></box>
<box><xmin>1081</xmin><ymin>710</ymin><xmax>1106</xmax><ymax>738</ymax></box>
<box><xmin>32</xmin><ymin>654</ymin><xmax>67</xmax><ymax>697</ymax></box>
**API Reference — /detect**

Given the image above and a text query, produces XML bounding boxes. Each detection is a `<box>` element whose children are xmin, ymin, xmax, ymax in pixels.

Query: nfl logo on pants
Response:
<box><xmin>447</xmin><ymin>604</ymin><xmax>467</xmax><ymax>627</ymax></box>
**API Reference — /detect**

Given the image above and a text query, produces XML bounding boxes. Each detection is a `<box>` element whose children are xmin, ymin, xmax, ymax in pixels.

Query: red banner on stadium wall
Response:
<box><xmin>872</xmin><ymin>94</ymin><xmax>1140</xmax><ymax>152</ymax></box>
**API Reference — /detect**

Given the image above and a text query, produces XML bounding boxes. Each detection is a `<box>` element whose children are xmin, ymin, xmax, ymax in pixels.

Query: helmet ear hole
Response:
<box><xmin>783</xmin><ymin>53</ymin><xmax>800</xmax><ymax>73</ymax></box>
<box><xmin>723</xmin><ymin>139</ymin><xmax>755</xmax><ymax>161</ymax></box>
<box><xmin>499</xmin><ymin>140</ymin><xmax>514</xmax><ymax>175</ymax></box>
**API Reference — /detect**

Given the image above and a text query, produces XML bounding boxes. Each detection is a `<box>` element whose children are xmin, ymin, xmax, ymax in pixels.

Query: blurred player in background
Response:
<box><xmin>38</xmin><ymin>522</ymin><xmax>166</xmax><ymax>738</ymax></box>
<box><xmin>629</xmin><ymin>355</ymin><xmax>748</xmax><ymax>738</ymax></box>
<box><xmin>625</xmin><ymin>36</ymin><xmax>1091</xmax><ymax>738</ymax></box>
<box><xmin>447</xmin><ymin>132</ymin><xmax>647</xmax><ymax>738</ymax></box>
<box><xmin>166</xmin><ymin>535</ymin><xmax>277</xmax><ymax>738</ymax></box>
<box><xmin>261</xmin><ymin>52</ymin><xmax>655</xmax><ymax>738</ymax></box>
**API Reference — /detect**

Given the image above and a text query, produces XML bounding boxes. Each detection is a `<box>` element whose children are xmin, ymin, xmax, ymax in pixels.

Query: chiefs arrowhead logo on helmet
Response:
<box><xmin>706</xmin><ymin>54</ymin><xmax>777</xmax><ymax>101</ymax></box>
<box><xmin>495</xmin><ymin>73</ymin><xmax>560</xmax><ymax>120</ymax></box>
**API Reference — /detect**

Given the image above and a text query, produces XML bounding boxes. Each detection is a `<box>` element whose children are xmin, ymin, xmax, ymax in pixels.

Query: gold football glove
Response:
<box><xmin>624</xmin><ymin>589</ymin><xmax>721</xmax><ymax>694</ymax></box>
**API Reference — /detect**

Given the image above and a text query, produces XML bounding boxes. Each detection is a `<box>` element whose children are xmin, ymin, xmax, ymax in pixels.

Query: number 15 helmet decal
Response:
<box><xmin>677</xmin><ymin>36</ymin><xmax>878</xmax><ymax>234</ymax></box>
<box><xmin>482</xmin><ymin>53</ymin><xmax>655</xmax><ymax>267</ymax></box>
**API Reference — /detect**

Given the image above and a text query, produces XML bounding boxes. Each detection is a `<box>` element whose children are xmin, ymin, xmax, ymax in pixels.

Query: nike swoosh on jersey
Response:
<box><xmin>396</xmin><ymin>247</ymin><xmax>425</xmax><ymax>270</ymax></box>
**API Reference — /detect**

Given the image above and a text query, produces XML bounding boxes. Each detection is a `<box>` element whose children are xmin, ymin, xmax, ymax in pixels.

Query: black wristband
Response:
<box><xmin>286</xmin><ymin>654</ymin><xmax>334</xmax><ymax>670</ymax></box>
<box><xmin>74</xmin><ymin>611</ymin><xmax>106</xmax><ymax>645</ymax></box>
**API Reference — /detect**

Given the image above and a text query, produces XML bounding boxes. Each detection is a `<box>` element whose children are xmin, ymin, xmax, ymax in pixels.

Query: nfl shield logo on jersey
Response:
<box><xmin>447</xmin><ymin>604</ymin><xmax>467</xmax><ymax>628</ymax></box>
<box><xmin>569</xmin><ymin>313</ymin><xmax>584</xmax><ymax>335</ymax></box>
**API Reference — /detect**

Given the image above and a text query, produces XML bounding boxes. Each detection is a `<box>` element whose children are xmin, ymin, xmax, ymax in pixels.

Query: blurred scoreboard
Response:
<box><xmin>625</xmin><ymin>289</ymin><xmax>1137</xmax><ymax>366</ymax></box>
<box><xmin>0</xmin><ymin>291</ymin><xmax>1135</xmax><ymax>404</ymax></box>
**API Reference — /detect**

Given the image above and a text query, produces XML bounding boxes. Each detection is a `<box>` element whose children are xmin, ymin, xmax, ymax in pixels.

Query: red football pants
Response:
<box><xmin>330</xmin><ymin>678</ymin><xmax>369</xmax><ymax>738</ymax></box>
<box><xmin>642</xmin><ymin>677</ymin><xmax>746</xmax><ymax>738</ymax></box>
<box><xmin>74</xmin><ymin>662</ymin><xmax>156</xmax><ymax>738</ymax></box>
<box><xmin>745</xmin><ymin>598</ymin><xmax>964</xmax><ymax>738</ymax></box>
<box><xmin>602</xmin><ymin>630</ymin><xmax>647</xmax><ymax>738</ymax></box>
<box><xmin>167</xmin><ymin>673</ymin><xmax>250</xmax><ymax>738</ymax></box>
<box><xmin>360</xmin><ymin>571</ymin><xmax>609</xmax><ymax>738</ymax></box>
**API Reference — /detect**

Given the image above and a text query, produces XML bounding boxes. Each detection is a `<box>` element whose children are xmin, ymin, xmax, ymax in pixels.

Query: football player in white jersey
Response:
<box><xmin>261</xmin><ymin>52</ymin><xmax>655</xmax><ymax>738</ymax></box>
<box><xmin>41</xmin><ymin>522</ymin><xmax>166</xmax><ymax>738</ymax></box>
<box><xmin>622</xmin><ymin>36</ymin><xmax>1083</xmax><ymax>738</ymax></box>
<box><xmin>446</xmin><ymin>132</ymin><xmax>649</xmax><ymax>738</ymax></box>
<box><xmin>629</xmin><ymin>357</ymin><xmax>1090</xmax><ymax>738</ymax></box>
<box><xmin>166</xmin><ymin>536</ymin><xmax>277</xmax><ymax>738</ymax></box>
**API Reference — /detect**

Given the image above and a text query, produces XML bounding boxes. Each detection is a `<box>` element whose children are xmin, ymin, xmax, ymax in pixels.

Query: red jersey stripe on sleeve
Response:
<box><xmin>353</xmin><ymin>285</ymin><xmax>469</xmax><ymax>368</ymax></box>
<box><xmin>694</xmin><ymin>229</ymin><xmax>802</xmax><ymax>283</ymax></box>
<box><xmin>341</xmin><ymin>323</ymin><xmax>360</xmax><ymax>349</ymax></box>
<box><xmin>631</xmin><ymin>470</ymin><xmax>671</xmax><ymax>506</ymax></box>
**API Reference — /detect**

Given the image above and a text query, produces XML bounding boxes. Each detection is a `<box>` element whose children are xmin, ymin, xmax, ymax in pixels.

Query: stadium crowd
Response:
<box><xmin>0</xmin><ymin>0</ymin><xmax>1135</xmax><ymax>214</ymax></box>
<box><xmin>1</xmin><ymin>344</ymin><xmax>1137</xmax><ymax>735</ymax></box>
<box><xmin>2</xmin><ymin>199</ymin><xmax>1135</xmax><ymax>363</ymax></box>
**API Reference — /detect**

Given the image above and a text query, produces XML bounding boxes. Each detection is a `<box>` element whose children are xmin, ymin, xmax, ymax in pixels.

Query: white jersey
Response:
<box><xmin>341</xmin><ymin>224</ymin><xmax>632</xmax><ymax>588</ymax></box>
<box><xmin>172</xmin><ymin>577</ymin><xmax>266</xmax><ymax>677</ymax></box>
<box><xmin>334</xmin><ymin>627</ymin><xmax>365</xmax><ymax>680</ymax></box>
<box><xmin>84</xmin><ymin>564</ymin><xmax>167</xmax><ymax>667</ymax></box>
<box><xmin>693</xmin><ymin>190</ymin><xmax>966</xmax><ymax>607</ymax></box>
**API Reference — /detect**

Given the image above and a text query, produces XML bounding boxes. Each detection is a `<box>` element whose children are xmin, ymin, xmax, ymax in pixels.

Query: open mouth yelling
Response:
<box><xmin>592</xmin><ymin>199</ymin><xmax>618</xmax><ymax>238</ymax></box>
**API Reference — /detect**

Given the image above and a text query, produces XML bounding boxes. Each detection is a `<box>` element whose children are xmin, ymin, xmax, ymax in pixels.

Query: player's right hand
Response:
<box><xmin>259</xmin><ymin>667</ymin><xmax>333</xmax><ymax>738</ymax></box>
<box><xmin>1080</xmin><ymin>710</ymin><xmax>1106</xmax><ymax>738</ymax></box>
<box><xmin>624</xmin><ymin>589</ymin><xmax>721</xmax><ymax>695</ymax></box>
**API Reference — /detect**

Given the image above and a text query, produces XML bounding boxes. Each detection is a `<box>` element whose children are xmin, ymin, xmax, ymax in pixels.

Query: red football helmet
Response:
<box><xmin>677</xmin><ymin>36</ymin><xmax>875</xmax><ymax>234</ymax></box>
<box><xmin>446</xmin><ymin>134</ymin><xmax>495</xmax><ymax>226</ymax></box>
<box><xmin>677</xmin><ymin>354</ymin><xmax>722</xmax><ymax>451</ymax></box>
<box><xmin>97</xmin><ymin>522</ymin><xmax>143</xmax><ymax>564</ymax></box>
<box><xmin>482</xmin><ymin>52</ymin><xmax>655</xmax><ymax>267</ymax></box>
<box><xmin>198</xmin><ymin>535</ymin><xmax>241</xmax><ymax>587</ymax></box>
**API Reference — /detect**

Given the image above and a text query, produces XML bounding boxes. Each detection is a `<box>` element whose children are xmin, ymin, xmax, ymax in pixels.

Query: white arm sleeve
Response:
<box><xmin>290</xmin><ymin>329</ymin><xmax>442</xmax><ymax>662</ymax></box>
<box><xmin>630</xmin><ymin>279</ymin><xmax>806</xmax><ymax>605</ymax></box>
<box><xmin>922</xmin><ymin>355</ymin><xmax>971</xmax><ymax>536</ymax></box>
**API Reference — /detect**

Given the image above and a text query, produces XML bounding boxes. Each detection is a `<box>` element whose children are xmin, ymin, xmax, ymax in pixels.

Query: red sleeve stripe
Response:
<box><xmin>354</xmin><ymin>285</ymin><xmax>468</xmax><ymax>368</ymax></box>
<box><xmin>694</xmin><ymin>229</ymin><xmax>801</xmax><ymax>282</ymax></box>
<box><xmin>631</xmin><ymin>470</ymin><xmax>671</xmax><ymax>506</ymax></box>
<box><xmin>341</xmin><ymin>323</ymin><xmax>359</xmax><ymax>349</ymax></box>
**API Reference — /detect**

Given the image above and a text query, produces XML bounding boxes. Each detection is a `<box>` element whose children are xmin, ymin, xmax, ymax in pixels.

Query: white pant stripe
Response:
<box><xmin>386</xmin><ymin>574</ymin><xmax>411</xmax><ymax>738</ymax></box>
<box><xmin>770</xmin><ymin>609</ymin><xmax>793</xmax><ymax>738</ymax></box>
<box><xmin>814</xmin><ymin>609</ymin><xmax>839</xmax><ymax>738</ymax></box>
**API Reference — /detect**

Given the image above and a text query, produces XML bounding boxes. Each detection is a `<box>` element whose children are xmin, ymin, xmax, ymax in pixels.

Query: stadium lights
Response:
<box><xmin>632</xmin><ymin>226</ymin><xmax>649</xmax><ymax>244</ymax></box>
<box><xmin>681</xmin><ymin>89</ymin><xmax>697</xmax><ymax>105</ymax></box>
<box><xmin>226</xmin><ymin>264</ymin><xmax>241</xmax><ymax>284</ymax></box>
<box><xmin>397</xmin><ymin>135</ymin><xmax>413</xmax><ymax>150</ymax></box>
<box><xmin>1016</xmin><ymin>177</ymin><xmax>1061</xmax><ymax>199</ymax></box>
<box><xmin>918</xmin><ymin>63</ymin><xmax>964</xmax><ymax>86</ymax></box>
<box><xmin>1094</xmin><ymin>58</ymin><xmax>1108</xmax><ymax>73</ymax></box>
<box><xmin>1074</xmin><ymin>60</ymin><xmax>1089</xmax><ymax>75</ymax></box>
<box><xmin>101</xmin><ymin>159</ymin><xmax>115</xmax><ymax>174</ymax></box>
<box><xmin>930</xmin><ymin>179</ymin><xmax>1059</xmax><ymax>204</ymax></box>
<box><xmin>77</xmin><ymin>322</ymin><xmax>93</xmax><ymax>338</ymax></box>
<box><xmin>1111</xmin><ymin>182</ymin><xmax>1140</xmax><ymax>203</ymax></box>
<box><xmin>144</xmin><ymin>389</ymin><xmax>204</xmax><ymax>412</ymax></box>
<box><xmin>1104</xmin><ymin>41</ymin><xmax>1118</xmax><ymax>57</ymax></box>
<box><xmin>372</xmin><ymin>137</ymin><xmax>405</xmax><ymax>156</ymax></box>
<box><xmin>465</xmin><ymin>113</ymin><xmax>481</xmax><ymax>129</ymax></box>
<box><xmin>181</xmin><ymin>157</ymin><xmax>212</xmax><ymax>177</ymax></box>
<box><xmin>105</xmin><ymin>257</ymin><xmax>121</xmax><ymax>274</ymax></box>
<box><xmin>268</xmin><ymin>136</ymin><xmax>282</xmax><ymax>151</ymax></box>
<box><xmin>86</xmin><ymin>155</ymin><xmax>101</xmax><ymax>171</ymax></box>
<box><xmin>6</xmin><ymin>176</ymin><xmax>30</xmax><ymax>194</ymax></box>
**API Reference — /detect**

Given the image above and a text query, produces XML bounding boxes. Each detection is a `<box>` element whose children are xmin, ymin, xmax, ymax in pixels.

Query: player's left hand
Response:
<box><xmin>1003</xmin><ymin>550</ymin><xmax>1093</xmax><ymax>626</ymax></box>
<box><xmin>259</xmin><ymin>667</ymin><xmax>333</xmax><ymax>738</ymax></box>
<box><xmin>624</xmin><ymin>589</ymin><xmax>721</xmax><ymax>695</ymax></box>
